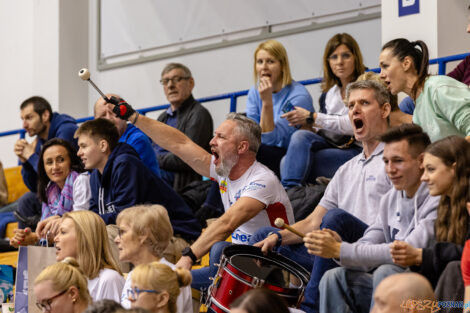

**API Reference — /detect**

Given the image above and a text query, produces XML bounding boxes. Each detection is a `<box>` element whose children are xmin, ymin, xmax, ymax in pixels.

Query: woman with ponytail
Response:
<box><xmin>34</xmin><ymin>257</ymin><xmax>92</xmax><ymax>313</ymax></box>
<box><xmin>127</xmin><ymin>262</ymin><xmax>191</xmax><ymax>313</ymax></box>
<box><xmin>379</xmin><ymin>38</ymin><xmax>470</xmax><ymax>142</ymax></box>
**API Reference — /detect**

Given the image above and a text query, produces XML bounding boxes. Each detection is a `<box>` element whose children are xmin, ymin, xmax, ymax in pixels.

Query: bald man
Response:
<box><xmin>371</xmin><ymin>273</ymin><xmax>437</xmax><ymax>313</ymax></box>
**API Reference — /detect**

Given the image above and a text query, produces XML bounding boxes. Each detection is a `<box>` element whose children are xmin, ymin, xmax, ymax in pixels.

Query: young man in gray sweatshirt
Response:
<box><xmin>306</xmin><ymin>124</ymin><xmax>440</xmax><ymax>313</ymax></box>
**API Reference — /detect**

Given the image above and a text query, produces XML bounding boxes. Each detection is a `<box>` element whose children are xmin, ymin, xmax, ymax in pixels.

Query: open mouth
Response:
<box><xmin>212</xmin><ymin>150</ymin><xmax>220</xmax><ymax>164</ymax></box>
<box><xmin>353</xmin><ymin>118</ymin><xmax>364</xmax><ymax>131</ymax></box>
<box><xmin>261</xmin><ymin>73</ymin><xmax>271</xmax><ymax>78</ymax></box>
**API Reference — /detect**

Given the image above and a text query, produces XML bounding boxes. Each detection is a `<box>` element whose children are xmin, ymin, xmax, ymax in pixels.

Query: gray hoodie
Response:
<box><xmin>339</xmin><ymin>181</ymin><xmax>439</xmax><ymax>271</ymax></box>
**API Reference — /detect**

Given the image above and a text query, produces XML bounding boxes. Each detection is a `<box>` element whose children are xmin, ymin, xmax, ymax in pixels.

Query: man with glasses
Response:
<box><xmin>156</xmin><ymin>63</ymin><xmax>213</xmax><ymax>192</ymax></box>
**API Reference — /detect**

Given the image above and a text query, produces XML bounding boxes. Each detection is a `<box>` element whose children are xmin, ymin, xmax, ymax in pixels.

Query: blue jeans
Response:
<box><xmin>280</xmin><ymin>130</ymin><xmax>360</xmax><ymax>188</ymax></box>
<box><xmin>16</xmin><ymin>192</ymin><xmax>41</xmax><ymax>230</ymax></box>
<box><xmin>319</xmin><ymin>264</ymin><xmax>406</xmax><ymax>313</ymax></box>
<box><xmin>249</xmin><ymin>226</ymin><xmax>315</xmax><ymax>272</ymax></box>
<box><xmin>250</xmin><ymin>209</ymin><xmax>368</xmax><ymax>313</ymax></box>
<box><xmin>191</xmin><ymin>241</ymin><xmax>231</xmax><ymax>291</ymax></box>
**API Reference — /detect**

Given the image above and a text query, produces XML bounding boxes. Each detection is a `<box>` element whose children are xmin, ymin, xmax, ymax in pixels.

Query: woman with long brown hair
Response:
<box><xmin>280</xmin><ymin>33</ymin><xmax>365</xmax><ymax>187</ymax></box>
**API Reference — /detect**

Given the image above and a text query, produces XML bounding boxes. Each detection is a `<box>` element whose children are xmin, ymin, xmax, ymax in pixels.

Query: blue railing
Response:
<box><xmin>1</xmin><ymin>52</ymin><xmax>468</xmax><ymax>140</ymax></box>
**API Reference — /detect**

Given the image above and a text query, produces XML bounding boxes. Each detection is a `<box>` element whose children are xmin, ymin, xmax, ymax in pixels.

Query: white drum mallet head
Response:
<box><xmin>78</xmin><ymin>68</ymin><xmax>109</xmax><ymax>101</ymax></box>
<box><xmin>274</xmin><ymin>218</ymin><xmax>305</xmax><ymax>238</ymax></box>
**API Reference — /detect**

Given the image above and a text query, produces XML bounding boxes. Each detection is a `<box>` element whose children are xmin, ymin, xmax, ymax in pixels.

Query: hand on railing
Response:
<box><xmin>107</xmin><ymin>96</ymin><xmax>135</xmax><ymax>121</ymax></box>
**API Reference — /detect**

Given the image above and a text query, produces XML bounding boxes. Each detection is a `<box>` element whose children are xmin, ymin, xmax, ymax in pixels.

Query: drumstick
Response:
<box><xmin>78</xmin><ymin>68</ymin><xmax>110</xmax><ymax>101</ymax></box>
<box><xmin>274</xmin><ymin>218</ymin><xmax>305</xmax><ymax>238</ymax></box>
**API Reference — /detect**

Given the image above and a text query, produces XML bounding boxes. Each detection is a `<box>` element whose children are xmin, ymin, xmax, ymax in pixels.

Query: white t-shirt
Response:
<box><xmin>88</xmin><ymin>268</ymin><xmax>125</xmax><ymax>302</ymax></box>
<box><xmin>315</xmin><ymin>85</ymin><xmax>354</xmax><ymax>135</ymax></box>
<box><xmin>120</xmin><ymin>258</ymin><xmax>192</xmax><ymax>313</ymax></box>
<box><xmin>210</xmin><ymin>158</ymin><xmax>294</xmax><ymax>244</ymax></box>
<box><xmin>72</xmin><ymin>172</ymin><xmax>91</xmax><ymax>211</ymax></box>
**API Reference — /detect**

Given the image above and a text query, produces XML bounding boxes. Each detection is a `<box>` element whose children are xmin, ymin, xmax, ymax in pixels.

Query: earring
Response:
<box><xmin>72</xmin><ymin>298</ymin><xmax>77</xmax><ymax>303</ymax></box>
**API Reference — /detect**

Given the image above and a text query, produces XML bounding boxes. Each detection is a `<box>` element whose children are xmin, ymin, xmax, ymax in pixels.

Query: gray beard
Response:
<box><xmin>215</xmin><ymin>153</ymin><xmax>239</xmax><ymax>177</ymax></box>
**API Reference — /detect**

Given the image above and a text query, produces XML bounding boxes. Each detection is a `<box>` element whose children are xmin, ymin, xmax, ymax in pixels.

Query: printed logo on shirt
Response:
<box><xmin>365</xmin><ymin>175</ymin><xmax>377</xmax><ymax>182</ymax></box>
<box><xmin>231</xmin><ymin>229</ymin><xmax>251</xmax><ymax>243</ymax></box>
<box><xmin>234</xmin><ymin>189</ymin><xmax>241</xmax><ymax>202</ymax></box>
<box><xmin>105</xmin><ymin>203</ymin><xmax>116</xmax><ymax>214</ymax></box>
<box><xmin>234</xmin><ymin>182</ymin><xmax>266</xmax><ymax>202</ymax></box>
<box><xmin>243</xmin><ymin>182</ymin><xmax>266</xmax><ymax>192</ymax></box>
<box><xmin>219</xmin><ymin>180</ymin><xmax>228</xmax><ymax>193</ymax></box>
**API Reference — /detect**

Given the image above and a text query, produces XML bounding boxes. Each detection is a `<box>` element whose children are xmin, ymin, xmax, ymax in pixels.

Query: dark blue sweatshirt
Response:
<box><xmin>119</xmin><ymin>124</ymin><xmax>161</xmax><ymax>178</ymax></box>
<box><xmin>21</xmin><ymin>113</ymin><xmax>78</xmax><ymax>191</ymax></box>
<box><xmin>89</xmin><ymin>143</ymin><xmax>201</xmax><ymax>241</ymax></box>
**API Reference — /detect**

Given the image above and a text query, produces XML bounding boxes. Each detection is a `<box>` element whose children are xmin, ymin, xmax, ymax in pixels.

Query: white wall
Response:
<box><xmin>0</xmin><ymin>1</ymin><xmax>36</xmax><ymax>168</ymax></box>
<box><xmin>382</xmin><ymin>0</ymin><xmax>470</xmax><ymax>58</ymax></box>
<box><xmin>87</xmin><ymin>4</ymin><xmax>382</xmax><ymax>130</ymax></box>
<box><xmin>0</xmin><ymin>0</ymin><xmax>88</xmax><ymax>168</ymax></box>
<box><xmin>0</xmin><ymin>2</ymin><xmax>412</xmax><ymax>169</ymax></box>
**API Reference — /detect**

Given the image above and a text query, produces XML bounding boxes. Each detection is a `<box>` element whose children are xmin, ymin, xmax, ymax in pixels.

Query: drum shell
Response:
<box><xmin>207</xmin><ymin>245</ymin><xmax>310</xmax><ymax>312</ymax></box>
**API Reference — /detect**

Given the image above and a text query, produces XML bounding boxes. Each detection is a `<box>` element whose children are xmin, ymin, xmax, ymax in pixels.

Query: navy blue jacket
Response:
<box><xmin>21</xmin><ymin>113</ymin><xmax>78</xmax><ymax>191</ymax></box>
<box><xmin>89</xmin><ymin>143</ymin><xmax>201</xmax><ymax>241</ymax></box>
<box><xmin>119</xmin><ymin>124</ymin><xmax>161</xmax><ymax>178</ymax></box>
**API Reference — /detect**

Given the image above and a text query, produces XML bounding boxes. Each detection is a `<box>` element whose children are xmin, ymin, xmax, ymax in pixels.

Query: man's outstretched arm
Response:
<box><xmin>131</xmin><ymin>112</ymin><xmax>212</xmax><ymax>178</ymax></box>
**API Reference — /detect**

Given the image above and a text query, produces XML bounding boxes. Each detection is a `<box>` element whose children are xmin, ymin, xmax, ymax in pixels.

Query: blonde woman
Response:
<box><xmin>129</xmin><ymin>262</ymin><xmax>191</xmax><ymax>313</ymax></box>
<box><xmin>54</xmin><ymin>210</ymin><xmax>125</xmax><ymax>302</ymax></box>
<box><xmin>115</xmin><ymin>205</ymin><xmax>192</xmax><ymax>313</ymax></box>
<box><xmin>34</xmin><ymin>257</ymin><xmax>91</xmax><ymax>313</ymax></box>
<box><xmin>246</xmin><ymin>39</ymin><xmax>313</xmax><ymax>175</ymax></box>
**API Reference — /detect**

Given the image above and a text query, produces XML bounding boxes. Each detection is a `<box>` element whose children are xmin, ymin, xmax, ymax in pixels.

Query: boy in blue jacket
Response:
<box><xmin>75</xmin><ymin>118</ymin><xmax>201</xmax><ymax>244</ymax></box>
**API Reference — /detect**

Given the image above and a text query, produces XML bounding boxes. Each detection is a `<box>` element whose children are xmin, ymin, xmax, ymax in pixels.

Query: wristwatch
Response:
<box><xmin>181</xmin><ymin>247</ymin><xmax>198</xmax><ymax>263</ymax></box>
<box><xmin>306</xmin><ymin>111</ymin><xmax>314</xmax><ymax>124</ymax></box>
<box><xmin>268</xmin><ymin>231</ymin><xmax>282</xmax><ymax>248</ymax></box>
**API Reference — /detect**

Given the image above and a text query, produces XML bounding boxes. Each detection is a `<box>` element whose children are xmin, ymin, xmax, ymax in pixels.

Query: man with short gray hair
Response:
<box><xmin>155</xmin><ymin>62</ymin><xmax>213</xmax><ymax>191</ymax></box>
<box><xmin>109</xmin><ymin>103</ymin><xmax>295</xmax><ymax>285</ymax></box>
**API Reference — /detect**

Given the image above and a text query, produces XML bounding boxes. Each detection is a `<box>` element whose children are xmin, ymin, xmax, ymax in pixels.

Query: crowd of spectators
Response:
<box><xmin>1</xmin><ymin>14</ymin><xmax>470</xmax><ymax>313</ymax></box>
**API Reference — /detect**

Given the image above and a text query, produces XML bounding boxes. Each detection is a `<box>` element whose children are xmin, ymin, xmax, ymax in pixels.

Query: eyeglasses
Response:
<box><xmin>159</xmin><ymin>76</ymin><xmax>190</xmax><ymax>86</ymax></box>
<box><xmin>36</xmin><ymin>289</ymin><xmax>68</xmax><ymax>312</ymax></box>
<box><xmin>127</xmin><ymin>287</ymin><xmax>160</xmax><ymax>301</ymax></box>
<box><xmin>328</xmin><ymin>52</ymin><xmax>353</xmax><ymax>62</ymax></box>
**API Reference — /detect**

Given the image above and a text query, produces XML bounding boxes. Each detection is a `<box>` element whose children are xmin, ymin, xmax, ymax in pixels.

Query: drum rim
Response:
<box><xmin>222</xmin><ymin>245</ymin><xmax>310</xmax><ymax>283</ymax></box>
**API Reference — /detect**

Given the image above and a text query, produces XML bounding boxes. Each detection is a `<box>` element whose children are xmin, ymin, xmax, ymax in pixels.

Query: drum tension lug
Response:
<box><xmin>251</xmin><ymin>277</ymin><xmax>265</xmax><ymax>288</ymax></box>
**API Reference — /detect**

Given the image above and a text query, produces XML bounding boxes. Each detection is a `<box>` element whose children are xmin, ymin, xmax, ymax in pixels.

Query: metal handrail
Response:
<box><xmin>2</xmin><ymin>52</ymin><xmax>468</xmax><ymax>140</ymax></box>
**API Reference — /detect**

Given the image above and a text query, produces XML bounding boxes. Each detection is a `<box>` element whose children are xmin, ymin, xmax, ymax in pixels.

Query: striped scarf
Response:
<box><xmin>41</xmin><ymin>171</ymin><xmax>80</xmax><ymax>220</ymax></box>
